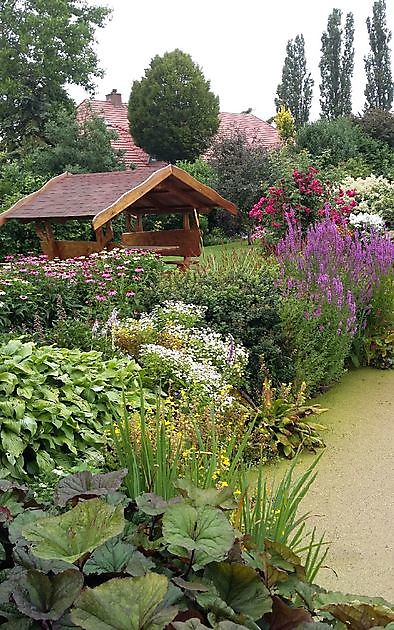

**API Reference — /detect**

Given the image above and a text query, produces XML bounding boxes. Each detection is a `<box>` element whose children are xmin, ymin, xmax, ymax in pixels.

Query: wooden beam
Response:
<box><xmin>143</xmin><ymin>192</ymin><xmax>173</xmax><ymax>212</ymax></box>
<box><xmin>164</xmin><ymin>182</ymin><xmax>204</xmax><ymax>209</ymax></box>
<box><xmin>92</xmin><ymin>165</ymin><xmax>172</xmax><ymax>230</ymax></box>
<box><xmin>183</xmin><ymin>211</ymin><xmax>191</xmax><ymax>230</ymax></box>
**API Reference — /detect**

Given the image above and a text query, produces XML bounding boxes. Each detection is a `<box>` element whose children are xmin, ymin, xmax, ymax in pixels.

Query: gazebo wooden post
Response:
<box><xmin>183</xmin><ymin>210</ymin><xmax>191</xmax><ymax>230</ymax></box>
<box><xmin>35</xmin><ymin>220</ymin><xmax>58</xmax><ymax>259</ymax></box>
<box><xmin>95</xmin><ymin>220</ymin><xmax>114</xmax><ymax>249</ymax></box>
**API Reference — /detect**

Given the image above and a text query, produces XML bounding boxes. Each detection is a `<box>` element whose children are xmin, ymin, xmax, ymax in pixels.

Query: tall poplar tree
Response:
<box><xmin>364</xmin><ymin>0</ymin><xmax>393</xmax><ymax>111</ymax></box>
<box><xmin>275</xmin><ymin>34</ymin><xmax>314</xmax><ymax>127</ymax></box>
<box><xmin>319</xmin><ymin>9</ymin><xmax>355</xmax><ymax>119</ymax></box>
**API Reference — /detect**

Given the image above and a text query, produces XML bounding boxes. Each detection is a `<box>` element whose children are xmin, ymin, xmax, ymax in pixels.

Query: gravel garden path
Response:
<box><xmin>269</xmin><ymin>368</ymin><xmax>394</xmax><ymax>601</ymax></box>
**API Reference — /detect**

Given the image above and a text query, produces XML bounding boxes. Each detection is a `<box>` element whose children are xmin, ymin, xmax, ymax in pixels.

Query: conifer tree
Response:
<box><xmin>275</xmin><ymin>35</ymin><xmax>313</xmax><ymax>127</ymax></box>
<box><xmin>319</xmin><ymin>9</ymin><xmax>355</xmax><ymax>119</ymax></box>
<box><xmin>364</xmin><ymin>0</ymin><xmax>393</xmax><ymax>111</ymax></box>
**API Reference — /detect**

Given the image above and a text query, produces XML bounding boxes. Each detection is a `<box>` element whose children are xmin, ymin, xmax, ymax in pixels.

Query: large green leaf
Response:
<box><xmin>71</xmin><ymin>573</ymin><xmax>178</xmax><ymax>630</ymax></box>
<box><xmin>173</xmin><ymin>620</ymin><xmax>250</xmax><ymax>630</ymax></box>
<box><xmin>11</xmin><ymin>568</ymin><xmax>83</xmax><ymax>621</ymax></box>
<box><xmin>22</xmin><ymin>499</ymin><xmax>125</xmax><ymax>563</ymax></box>
<box><xmin>162</xmin><ymin>503</ymin><xmax>235</xmax><ymax>570</ymax></box>
<box><xmin>174</xmin><ymin>480</ymin><xmax>237</xmax><ymax>510</ymax></box>
<box><xmin>83</xmin><ymin>539</ymin><xmax>154</xmax><ymax>576</ymax></box>
<box><xmin>204</xmin><ymin>562</ymin><xmax>272</xmax><ymax>619</ymax></box>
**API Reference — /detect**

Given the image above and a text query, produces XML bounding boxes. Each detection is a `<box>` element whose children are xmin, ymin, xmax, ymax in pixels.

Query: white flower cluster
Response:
<box><xmin>114</xmin><ymin>301</ymin><xmax>248</xmax><ymax>404</ymax></box>
<box><xmin>349</xmin><ymin>212</ymin><xmax>385</xmax><ymax>231</ymax></box>
<box><xmin>140</xmin><ymin>344</ymin><xmax>225</xmax><ymax>399</ymax></box>
<box><xmin>342</xmin><ymin>175</ymin><xmax>394</xmax><ymax>228</ymax></box>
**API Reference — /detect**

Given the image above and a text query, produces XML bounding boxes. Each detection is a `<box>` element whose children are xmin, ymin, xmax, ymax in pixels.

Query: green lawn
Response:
<box><xmin>201</xmin><ymin>239</ymin><xmax>249</xmax><ymax>260</ymax></box>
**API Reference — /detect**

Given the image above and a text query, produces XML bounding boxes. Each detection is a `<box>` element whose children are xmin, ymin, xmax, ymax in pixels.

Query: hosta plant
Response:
<box><xmin>0</xmin><ymin>472</ymin><xmax>392</xmax><ymax>629</ymax></box>
<box><xmin>0</xmin><ymin>339</ymin><xmax>145</xmax><ymax>479</ymax></box>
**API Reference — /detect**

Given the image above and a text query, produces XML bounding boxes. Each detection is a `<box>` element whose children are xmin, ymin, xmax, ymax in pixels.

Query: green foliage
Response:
<box><xmin>176</xmin><ymin>158</ymin><xmax>217</xmax><ymax>189</ymax></box>
<box><xmin>279</xmin><ymin>295</ymin><xmax>353</xmax><ymax>395</ymax></box>
<box><xmin>296</xmin><ymin>117</ymin><xmax>394</xmax><ymax>178</ymax></box>
<box><xmin>356</xmin><ymin>108</ymin><xmax>394</xmax><ymax>147</ymax></box>
<box><xmin>207</xmin><ymin>132</ymin><xmax>271</xmax><ymax>235</ymax></box>
<box><xmin>23</xmin><ymin>499</ymin><xmax>125</xmax><ymax>563</ymax></box>
<box><xmin>71</xmin><ymin>573</ymin><xmax>177</xmax><ymax>630</ymax></box>
<box><xmin>144</xmin><ymin>255</ymin><xmax>292</xmax><ymax>395</ymax></box>
<box><xmin>275</xmin><ymin>34</ymin><xmax>314</xmax><ymax>127</ymax></box>
<box><xmin>0</xmin><ymin>339</ymin><xmax>142</xmax><ymax>478</ymax></box>
<box><xmin>0</xmin><ymin>0</ymin><xmax>111</xmax><ymax>153</ymax></box>
<box><xmin>319</xmin><ymin>9</ymin><xmax>355</xmax><ymax>118</ymax></box>
<box><xmin>364</xmin><ymin>0</ymin><xmax>393</xmax><ymax>111</ymax></box>
<box><xmin>128</xmin><ymin>49</ymin><xmax>220</xmax><ymax>163</ymax></box>
<box><xmin>0</xmin><ymin>472</ymin><xmax>389</xmax><ymax>629</ymax></box>
<box><xmin>253</xmin><ymin>381</ymin><xmax>326</xmax><ymax>459</ymax></box>
<box><xmin>26</xmin><ymin>108</ymin><xmax>125</xmax><ymax>176</ymax></box>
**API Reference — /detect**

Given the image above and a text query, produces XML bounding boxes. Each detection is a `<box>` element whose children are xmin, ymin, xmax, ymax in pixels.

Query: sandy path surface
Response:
<box><xmin>268</xmin><ymin>368</ymin><xmax>394</xmax><ymax>601</ymax></box>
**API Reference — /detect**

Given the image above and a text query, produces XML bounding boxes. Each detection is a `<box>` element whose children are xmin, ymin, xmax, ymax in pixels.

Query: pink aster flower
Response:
<box><xmin>95</xmin><ymin>294</ymin><xmax>106</xmax><ymax>302</ymax></box>
<box><xmin>126</xmin><ymin>291</ymin><xmax>135</xmax><ymax>298</ymax></box>
<box><xmin>107</xmin><ymin>289</ymin><xmax>117</xmax><ymax>297</ymax></box>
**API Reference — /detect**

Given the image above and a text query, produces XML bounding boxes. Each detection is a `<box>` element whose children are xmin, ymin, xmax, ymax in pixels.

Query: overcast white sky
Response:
<box><xmin>69</xmin><ymin>0</ymin><xmax>394</xmax><ymax>121</ymax></box>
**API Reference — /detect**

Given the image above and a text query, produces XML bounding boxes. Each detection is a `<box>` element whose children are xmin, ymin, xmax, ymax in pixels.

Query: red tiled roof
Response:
<box><xmin>77</xmin><ymin>100</ymin><xmax>150</xmax><ymax>167</ymax></box>
<box><xmin>216</xmin><ymin>112</ymin><xmax>280</xmax><ymax>149</ymax></box>
<box><xmin>77</xmin><ymin>100</ymin><xmax>280</xmax><ymax>166</ymax></box>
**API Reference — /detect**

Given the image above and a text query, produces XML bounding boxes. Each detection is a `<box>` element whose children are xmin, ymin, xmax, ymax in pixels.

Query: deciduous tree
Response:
<box><xmin>0</xmin><ymin>0</ymin><xmax>110</xmax><ymax>153</ymax></box>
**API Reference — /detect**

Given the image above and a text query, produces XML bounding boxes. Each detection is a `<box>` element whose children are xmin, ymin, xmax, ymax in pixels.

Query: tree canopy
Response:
<box><xmin>319</xmin><ymin>9</ymin><xmax>355</xmax><ymax>119</ymax></box>
<box><xmin>0</xmin><ymin>0</ymin><xmax>111</xmax><ymax>153</ymax></box>
<box><xmin>128</xmin><ymin>49</ymin><xmax>220</xmax><ymax>163</ymax></box>
<box><xmin>364</xmin><ymin>0</ymin><xmax>393</xmax><ymax>111</ymax></box>
<box><xmin>275</xmin><ymin>34</ymin><xmax>314</xmax><ymax>128</ymax></box>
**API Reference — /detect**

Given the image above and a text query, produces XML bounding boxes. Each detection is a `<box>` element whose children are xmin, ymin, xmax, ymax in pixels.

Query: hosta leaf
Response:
<box><xmin>321</xmin><ymin>602</ymin><xmax>394</xmax><ymax>629</ymax></box>
<box><xmin>1</xmin><ymin>431</ymin><xmax>25</xmax><ymax>463</ymax></box>
<box><xmin>162</xmin><ymin>503</ymin><xmax>235</xmax><ymax>570</ymax></box>
<box><xmin>11</xmin><ymin>568</ymin><xmax>83</xmax><ymax>621</ymax></box>
<box><xmin>22</xmin><ymin>499</ymin><xmax>125</xmax><ymax>563</ymax></box>
<box><xmin>54</xmin><ymin>469</ymin><xmax>127</xmax><ymax>506</ymax></box>
<box><xmin>71</xmin><ymin>573</ymin><xmax>178</xmax><ymax>630</ymax></box>
<box><xmin>204</xmin><ymin>563</ymin><xmax>272</xmax><ymax>619</ymax></box>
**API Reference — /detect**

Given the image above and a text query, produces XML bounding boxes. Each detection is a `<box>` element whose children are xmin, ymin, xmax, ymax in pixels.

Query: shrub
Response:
<box><xmin>0</xmin><ymin>339</ymin><xmax>142</xmax><ymax>479</ymax></box>
<box><xmin>356</xmin><ymin>107</ymin><xmax>394</xmax><ymax>148</ymax></box>
<box><xmin>296</xmin><ymin>116</ymin><xmax>394</xmax><ymax>177</ymax></box>
<box><xmin>207</xmin><ymin>131</ymin><xmax>272</xmax><ymax>235</ymax></box>
<box><xmin>145</xmin><ymin>254</ymin><xmax>292</xmax><ymax>396</ymax></box>
<box><xmin>341</xmin><ymin>174</ymin><xmax>394</xmax><ymax>228</ymax></box>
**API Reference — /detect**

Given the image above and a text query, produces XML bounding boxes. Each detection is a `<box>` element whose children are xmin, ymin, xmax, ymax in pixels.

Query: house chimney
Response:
<box><xmin>106</xmin><ymin>89</ymin><xmax>122</xmax><ymax>107</ymax></box>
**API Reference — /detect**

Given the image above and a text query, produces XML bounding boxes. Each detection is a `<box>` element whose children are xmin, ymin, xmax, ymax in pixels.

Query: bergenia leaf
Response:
<box><xmin>71</xmin><ymin>573</ymin><xmax>178</xmax><ymax>630</ymax></box>
<box><xmin>320</xmin><ymin>602</ymin><xmax>394</xmax><ymax>629</ymax></box>
<box><xmin>135</xmin><ymin>493</ymin><xmax>181</xmax><ymax>516</ymax></box>
<box><xmin>54</xmin><ymin>469</ymin><xmax>127</xmax><ymax>506</ymax></box>
<box><xmin>162</xmin><ymin>503</ymin><xmax>235</xmax><ymax>570</ymax></box>
<box><xmin>204</xmin><ymin>562</ymin><xmax>272</xmax><ymax>619</ymax></box>
<box><xmin>22</xmin><ymin>499</ymin><xmax>125</xmax><ymax>563</ymax></box>
<box><xmin>84</xmin><ymin>539</ymin><xmax>154</xmax><ymax>576</ymax></box>
<box><xmin>11</xmin><ymin>568</ymin><xmax>83</xmax><ymax>621</ymax></box>
<box><xmin>174</xmin><ymin>480</ymin><xmax>237</xmax><ymax>509</ymax></box>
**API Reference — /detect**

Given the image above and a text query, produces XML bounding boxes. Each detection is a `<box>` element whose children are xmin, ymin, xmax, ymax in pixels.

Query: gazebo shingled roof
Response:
<box><xmin>0</xmin><ymin>164</ymin><xmax>236</xmax><ymax>228</ymax></box>
<box><xmin>0</xmin><ymin>164</ymin><xmax>237</xmax><ymax>266</ymax></box>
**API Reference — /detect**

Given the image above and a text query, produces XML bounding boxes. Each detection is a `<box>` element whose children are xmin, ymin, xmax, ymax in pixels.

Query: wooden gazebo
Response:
<box><xmin>0</xmin><ymin>165</ymin><xmax>237</xmax><ymax>267</ymax></box>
